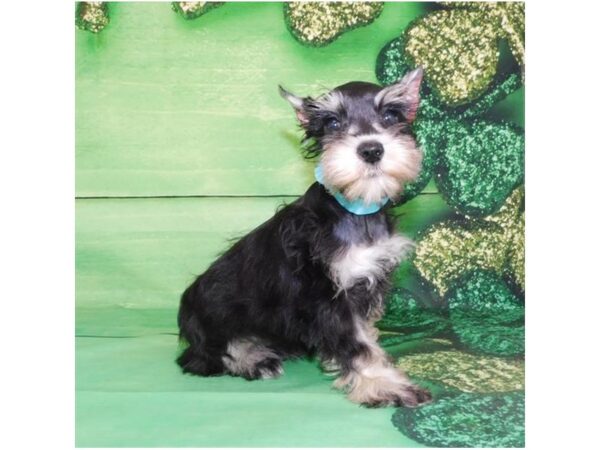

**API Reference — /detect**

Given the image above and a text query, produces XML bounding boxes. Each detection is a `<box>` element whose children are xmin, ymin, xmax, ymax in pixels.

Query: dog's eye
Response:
<box><xmin>381</xmin><ymin>110</ymin><xmax>402</xmax><ymax>126</ymax></box>
<box><xmin>324</xmin><ymin>117</ymin><xmax>341</xmax><ymax>132</ymax></box>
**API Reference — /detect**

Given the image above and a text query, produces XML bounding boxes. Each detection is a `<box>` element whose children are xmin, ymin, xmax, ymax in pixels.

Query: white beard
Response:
<box><xmin>320</xmin><ymin>131</ymin><xmax>422</xmax><ymax>204</ymax></box>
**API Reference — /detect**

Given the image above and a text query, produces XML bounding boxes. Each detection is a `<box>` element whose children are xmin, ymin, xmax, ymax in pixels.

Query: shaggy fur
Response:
<box><xmin>177</xmin><ymin>68</ymin><xmax>432</xmax><ymax>407</ymax></box>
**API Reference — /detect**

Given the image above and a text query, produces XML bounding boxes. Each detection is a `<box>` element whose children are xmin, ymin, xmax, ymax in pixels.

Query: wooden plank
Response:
<box><xmin>76</xmin><ymin>2</ymin><xmax>429</xmax><ymax>197</ymax></box>
<box><xmin>77</xmin><ymin>2</ymin><xmax>523</xmax><ymax>197</ymax></box>
<box><xmin>76</xmin><ymin>194</ymin><xmax>453</xmax><ymax>325</ymax></box>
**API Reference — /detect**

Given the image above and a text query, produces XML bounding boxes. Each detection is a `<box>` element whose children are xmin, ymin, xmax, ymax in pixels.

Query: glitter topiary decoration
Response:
<box><xmin>377</xmin><ymin>36</ymin><xmax>524</xmax><ymax>216</ymax></box>
<box><xmin>376</xmin><ymin>287</ymin><xmax>449</xmax><ymax>346</ymax></box>
<box><xmin>435</xmin><ymin>119</ymin><xmax>524</xmax><ymax>217</ymax></box>
<box><xmin>75</xmin><ymin>2</ymin><xmax>109</xmax><ymax>33</ymax></box>
<box><xmin>443</xmin><ymin>2</ymin><xmax>525</xmax><ymax>69</ymax></box>
<box><xmin>171</xmin><ymin>2</ymin><xmax>224</xmax><ymax>20</ymax></box>
<box><xmin>404</xmin><ymin>9</ymin><xmax>498</xmax><ymax>106</ymax></box>
<box><xmin>398</xmin><ymin>350</ymin><xmax>524</xmax><ymax>393</ymax></box>
<box><xmin>414</xmin><ymin>186</ymin><xmax>524</xmax><ymax>296</ymax></box>
<box><xmin>377</xmin><ymin>36</ymin><xmax>523</xmax><ymax>121</ymax></box>
<box><xmin>400</xmin><ymin>2</ymin><xmax>524</xmax><ymax>106</ymax></box>
<box><xmin>392</xmin><ymin>391</ymin><xmax>525</xmax><ymax>447</ymax></box>
<box><xmin>284</xmin><ymin>2</ymin><xmax>383</xmax><ymax>47</ymax></box>
<box><xmin>447</xmin><ymin>270</ymin><xmax>524</xmax><ymax>356</ymax></box>
<box><xmin>397</xmin><ymin>119</ymin><xmax>443</xmax><ymax>203</ymax></box>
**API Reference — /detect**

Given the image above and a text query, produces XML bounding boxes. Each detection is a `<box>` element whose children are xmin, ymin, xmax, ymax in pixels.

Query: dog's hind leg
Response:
<box><xmin>177</xmin><ymin>344</ymin><xmax>226</xmax><ymax>376</ymax></box>
<box><xmin>222</xmin><ymin>337</ymin><xmax>284</xmax><ymax>380</ymax></box>
<box><xmin>176</xmin><ymin>311</ymin><xmax>226</xmax><ymax>376</ymax></box>
<box><xmin>176</xmin><ymin>283</ymin><xmax>227</xmax><ymax>376</ymax></box>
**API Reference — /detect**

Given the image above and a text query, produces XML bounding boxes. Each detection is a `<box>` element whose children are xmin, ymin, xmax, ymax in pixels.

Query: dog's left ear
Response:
<box><xmin>279</xmin><ymin>86</ymin><xmax>309</xmax><ymax>126</ymax></box>
<box><xmin>375</xmin><ymin>67</ymin><xmax>424</xmax><ymax>123</ymax></box>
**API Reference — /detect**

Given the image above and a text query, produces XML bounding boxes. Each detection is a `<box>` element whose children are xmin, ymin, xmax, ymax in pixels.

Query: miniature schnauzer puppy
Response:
<box><xmin>177</xmin><ymin>68</ymin><xmax>432</xmax><ymax>407</ymax></box>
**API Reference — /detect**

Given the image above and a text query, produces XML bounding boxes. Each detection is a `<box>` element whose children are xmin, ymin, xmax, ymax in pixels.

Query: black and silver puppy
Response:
<box><xmin>177</xmin><ymin>68</ymin><xmax>431</xmax><ymax>407</ymax></box>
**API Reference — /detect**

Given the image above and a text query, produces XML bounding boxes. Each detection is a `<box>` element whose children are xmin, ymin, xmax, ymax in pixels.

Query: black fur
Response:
<box><xmin>177</xmin><ymin>182</ymin><xmax>394</xmax><ymax>377</ymax></box>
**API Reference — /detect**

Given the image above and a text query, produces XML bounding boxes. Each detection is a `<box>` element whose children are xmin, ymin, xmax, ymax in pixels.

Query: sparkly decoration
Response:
<box><xmin>414</xmin><ymin>218</ymin><xmax>506</xmax><ymax>296</ymax></box>
<box><xmin>436</xmin><ymin>119</ymin><xmax>524</xmax><ymax>216</ymax></box>
<box><xmin>397</xmin><ymin>119</ymin><xmax>443</xmax><ymax>203</ymax></box>
<box><xmin>487</xmin><ymin>186</ymin><xmax>525</xmax><ymax>292</ymax></box>
<box><xmin>377</xmin><ymin>36</ymin><xmax>523</xmax><ymax>120</ymax></box>
<box><xmin>507</xmin><ymin>214</ymin><xmax>525</xmax><ymax>291</ymax></box>
<box><xmin>75</xmin><ymin>2</ymin><xmax>109</xmax><ymax>33</ymax></box>
<box><xmin>377</xmin><ymin>288</ymin><xmax>448</xmax><ymax>346</ymax></box>
<box><xmin>444</xmin><ymin>2</ymin><xmax>525</xmax><ymax>69</ymax></box>
<box><xmin>414</xmin><ymin>187</ymin><xmax>524</xmax><ymax>296</ymax></box>
<box><xmin>171</xmin><ymin>2</ymin><xmax>224</xmax><ymax>20</ymax></box>
<box><xmin>392</xmin><ymin>392</ymin><xmax>525</xmax><ymax>447</ymax></box>
<box><xmin>399</xmin><ymin>2</ymin><xmax>525</xmax><ymax>106</ymax></box>
<box><xmin>378</xmin><ymin>288</ymin><xmax>445</xmax><ymax>330</ymax></box>
<box><xmin>284</xmin><ymin>2</ymin><xmax>383</xmax><ymax>47</ymax></box>
<box><xmin>404</xmin><ymin>9</ymin><xmax>499</xmax><ymax>106</ymax></box>
<box><xmin>447</xmin><ymin>270</ymin><xmax>524</xmax><ymax>356</ymax></box>
<box><xmin>398</xmin><ymin>350</ymin><xmax>524</xmax><ymax>393</ymax></box>
<box><xmin>376</xmin><ymin>36</ymin><xmax>523</xmax><ymax>211</ymax></box>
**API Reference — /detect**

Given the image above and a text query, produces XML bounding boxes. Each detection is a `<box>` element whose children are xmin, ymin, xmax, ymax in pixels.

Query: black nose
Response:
<box><xmin>357</xmin><ymin>141</ymin><xmax>384</xmax><ymax>164</ymax></box>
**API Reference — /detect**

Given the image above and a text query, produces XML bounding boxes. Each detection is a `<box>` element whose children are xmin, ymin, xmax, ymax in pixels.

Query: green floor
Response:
<box><xmin>76</xmin><ymin>2</ymin><xmax>524</xmax><ymax>447</ymax></box>
<box><xmin>76</xmin><ymin>335</ymin><xmax>429</xmax><ymax>447</ymax></box>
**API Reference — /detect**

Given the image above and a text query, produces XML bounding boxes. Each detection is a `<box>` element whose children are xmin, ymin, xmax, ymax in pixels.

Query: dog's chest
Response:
<box><xmin>328</xmin><ymin>215</ymin><xmax>413</xmax><ymax>290</ymax></box>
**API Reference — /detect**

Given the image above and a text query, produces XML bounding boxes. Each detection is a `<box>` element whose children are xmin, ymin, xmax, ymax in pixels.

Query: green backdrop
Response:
<box><xmin>76</xmin><ymin>2</ymin><xmax>524</xmax><ymax>447</ymax></box>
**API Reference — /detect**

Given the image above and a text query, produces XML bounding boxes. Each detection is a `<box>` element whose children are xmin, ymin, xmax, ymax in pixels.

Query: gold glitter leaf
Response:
<box><xmin>75</xmin><ymin>2</ymin><xmax>109</xmax><ymax>34</ymax></box>
<box><xmin>405</xmin><ymin>9</ymin><xmax>499</xmax><ymax>106</ymax></box>
<box><xmin>171</xmin><ymin>2</ymin><xmax>224</xmax><ymax>20</ymax></box>
<box><xmin>404</xmin><ymin>2</ymin><xmax>524</xmax><ymax>106</ymax></box>
<box><xmin>444</xmin><ymin>2</ymin><xmax>525</xmax><ymax>68</ymax></box>
<box><xmin>414</xmin><ymin>186</ymin><xmax>524</xmax><ymax>295</ymax></box>
<box><xmin>506</xmin><ymin>213</ymin><xmax>525</xmax><ymax>290</ymax></box>
<box><xmin>285</xmin><ymin>2</ymin><xmax>384</xmax><ymax>47</ymax></box>
<box><xmin>398</xmin><ymin>350</ymin><xmax>524</xmax><ymax>393</ymax></box>
<box><xmin>414</xmin><ymin>219</ymin><xmax>507</xmax><ymax>296</ymax></box>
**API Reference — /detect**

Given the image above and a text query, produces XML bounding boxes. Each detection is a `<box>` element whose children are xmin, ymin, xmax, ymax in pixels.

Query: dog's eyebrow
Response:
<box><xmin>313</xmin><ymin>90</ymin><xmax>345</xmax><ymax>112</ymax></box>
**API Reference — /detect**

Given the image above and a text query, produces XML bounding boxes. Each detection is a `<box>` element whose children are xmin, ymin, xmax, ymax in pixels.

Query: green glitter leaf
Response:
<box><xmin>392</xmin><ymin>391</ymin><xmax>525</xmax><ymax>447</ymax></box>
<box><xmin>435</xmin><ymin>119</ymin><xmax>524</xmax><ymax>217</ymax></box>
<box><xmin>378</xmin><ymin>288</ymin><xmax>448</xmax><ymax>329</ymax></box>
<box><xmin>377</xmin><ymin>287</ymin><xmax>449</xmax><ymax>346</ymax></box>
<box><xmin>447</xmin><ymin>270</ymin><xmax>524</xmax><ymax>356</ymax></box>
<box><xmin>397</xmin><ymin>119</ymin><xmax>442</xmax><ymax>203</ymax></box>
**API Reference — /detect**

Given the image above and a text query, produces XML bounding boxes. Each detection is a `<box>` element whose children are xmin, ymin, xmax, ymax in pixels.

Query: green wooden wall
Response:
<box><xmin>75</xmin><ymin>2</ymin><xmax>524</xmax><ymax>446</ymax></box>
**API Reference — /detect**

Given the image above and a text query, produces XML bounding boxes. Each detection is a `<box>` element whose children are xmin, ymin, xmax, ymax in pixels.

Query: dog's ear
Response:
<box><xmin>375</xmin><ymin>67</ymin><xmax>424</xmax><ymax>123</ymax></box>
<box><xmin>279</xmin><ymin>86</ymin><xmax>309</xmax><ymax>126</ymax></box>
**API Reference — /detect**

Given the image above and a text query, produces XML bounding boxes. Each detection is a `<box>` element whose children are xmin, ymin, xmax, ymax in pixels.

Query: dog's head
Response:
<box><xmin>280</xmin><ymin>68</ymin><xmax>423</xmax><ymax>204</ymax></box>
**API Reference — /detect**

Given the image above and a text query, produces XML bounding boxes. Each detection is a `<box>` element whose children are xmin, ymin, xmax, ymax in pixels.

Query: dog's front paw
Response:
<box><xmin>395</xmin><ymin>383</ymin><xmax>432</xmax><ymax>407</ymax></box>
<box><xmin>362</xmin><ymin>384</ymin><xmax>432</xmax><ymax>408</ymax></box>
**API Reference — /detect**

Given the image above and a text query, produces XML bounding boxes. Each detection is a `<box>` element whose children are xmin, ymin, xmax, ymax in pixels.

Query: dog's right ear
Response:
<box><xmin>279</xmin><ymin>86</ymin><xmax>309</xmax><ymax>126</ymax></box>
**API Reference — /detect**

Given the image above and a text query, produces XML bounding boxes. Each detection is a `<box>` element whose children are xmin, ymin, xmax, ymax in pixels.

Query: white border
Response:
<box><xmin>3</xmin><ymin>1</ymin><xmax>600</xmax><ymax>449</ymax></box>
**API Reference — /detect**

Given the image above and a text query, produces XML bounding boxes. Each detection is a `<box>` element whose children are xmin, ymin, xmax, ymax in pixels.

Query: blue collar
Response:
<box><xmin>314</xmin><ymin>164</ymin><xmax>389</xmax><ymax>215</ymax></box>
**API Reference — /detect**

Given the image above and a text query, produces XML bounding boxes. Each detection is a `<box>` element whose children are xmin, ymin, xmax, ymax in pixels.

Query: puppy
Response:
<box><xmin>177</xmin><ymin>68</ymin><xmax>431</xmax><ymax>407</ymax></box>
